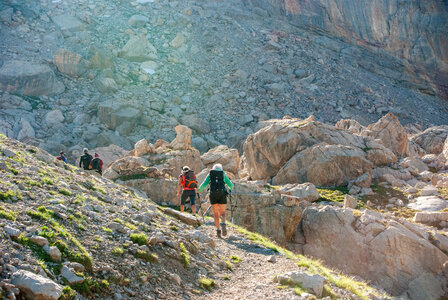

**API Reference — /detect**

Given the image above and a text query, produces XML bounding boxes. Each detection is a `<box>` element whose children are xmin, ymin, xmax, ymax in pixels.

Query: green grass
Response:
<box><xmin>0</xmin><ymin>206</ymin><xmax>17</xmax><ymax>220</ymax></box>
<box><xmin>135</xmin><ymin>250</ymin><xmax>158</xmax><ymax>263</ymax></box>
<box><xmin>229</xmin><ymin>255</ymin><xmax>242</xmax><ymax>263</ymax></box>
<box><xmin>60</xmin><ymin>286</ymin><xmax>76</xmax><ymax>300</ymax></box>
<box><xmin>102</xmin><ymin>227</ymin><xmax>113</xmax><ymax>234</ymax></box>
<box><xmin>198</xmin><ymin>277</ymin><xmax>215</xmax><ymax>291</ymax></box>
<box><xmin>112</xmin><ymin>247</ymin><xmax>124</xmax><ymax>256</ymax></box>
<box><xmin>125</xmin><ymin>222</ymin><xmax>138</xmax><ymax>231</ymax></box>
<box><xmin>0</xmin><ymin>190</ymin><xmax>22</xmax><ymax>201</ymax></box>
<box><xmin>170</xmin><ymin>225</ymin><xmax>179</xmax><ymax>231</ymax></box>
<box><xmin>180</xmin><ymin>242</ymin><xmax>190</xmax><ymax>268</ymax></box>
<box><xmin>41</xmin><ymin>177</ymin><xmax>54</xmax><ymax>185</ymax></box>
<box><xmin>316</xmin><ymin>186</ymin><xmax>349</xmax><ymax>203</ymax></box>
<box><xmin>231</xmin><ymin>223</ymin><xmax>387</xmax><ymax>299</ymax></box>
<box><xmin>59</xmin><ymin>188</ymin><xmax>71</xmax><ymax>196</ymax></box>
<box><xmin>129</xmin><ymin>233</ymin><xmax>148</xmax><ymax>246</ymax></box>
<box><xmin>225</xmin><ymin>260</ymin><xmax>233</xmax><ymax>271</ymax></box>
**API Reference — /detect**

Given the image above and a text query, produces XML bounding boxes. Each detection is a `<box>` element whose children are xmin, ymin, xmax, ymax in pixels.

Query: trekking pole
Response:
<box><xmin>229</xmin><ymin>190</ymin><xmax>234</xmax><ymax>225</ymax></box>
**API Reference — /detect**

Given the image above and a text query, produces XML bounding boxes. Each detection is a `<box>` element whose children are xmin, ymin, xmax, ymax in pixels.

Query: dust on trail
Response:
<box><xmin>193</xmin><ymin>221</ymin><xmax>302</xmax><ymax>300</ymax></box>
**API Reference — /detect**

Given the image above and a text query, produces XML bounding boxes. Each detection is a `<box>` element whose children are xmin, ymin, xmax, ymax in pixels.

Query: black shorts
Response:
<box><xmin>210</xmin><ymin>190</ymin><xmax>227</xmax><ymax>205</ymax></box>
<box><xmin>181</xmin><ymin>190</ymin><xmax>196</xmax><ymax>206</ymax></box>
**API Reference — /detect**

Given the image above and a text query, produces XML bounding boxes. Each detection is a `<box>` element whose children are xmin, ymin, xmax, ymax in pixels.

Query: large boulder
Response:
<box><xmin>361</xmin><ymin>113</ymin><xmax>409</xmax><ymax>157</ymax></box>
<box><xmin>242</xmin><ymin>118</ymin><xmax>395</xmax><ymax>183</ymax></box>
<box><xmin>97</xmin><ymin>101</ymin><xmax>142</xmax><ymax>131</ymax></box>
<box><xmin>11</xmin><ymin>270</ymin><xmax>63</xmax><ymax>300</ymax></box>
<box><xmin>410</xmin><ymin>125</ymin><xmax>448</xmax><ymax>155</ymax></box>
<box><xmin>53</xmin><ymin>49</ymin><xmax>87</xmax><ymax>77</ymax></box>
<box><xmin>0</xmin><ymin>60</ymin><xmax>64</xmax><ymax>96</ymax></box>
<box><xmin>273</xmin><ymin>143</ymin><xmax>373</xmax><ymax>186</ymax></box>
<box><xmin>51</xmin><ymin>14</ymin><xmax>84</xmax><ymax>32</ymax></box>
<box><xmin>297</xmin><ymin>206</ymin><xmax>448</xmax><ymax>296</ymax></box>
<box><xmin>119</xmin><ymin>34</ymin><xmax>157</xmax><ymax>62</ymax></box>
<box><xmin>201</xmin><ymin>145</ymin><xmax>240</xmax><ymax>178</ymax></box>
<box><xmin>170</xmin><ymin>125</ymin><xmax>192</xmax><ymax>150</ymax></box>
<box><xmin>335</xmin><ymin>118</ymin><xmax>365</xmax><ymax>134</ymax></box>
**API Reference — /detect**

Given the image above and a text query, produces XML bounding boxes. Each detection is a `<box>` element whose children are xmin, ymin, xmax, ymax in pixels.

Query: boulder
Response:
<box><xmin>201</xmin><ymin>145</ymin><xmax>240</xmax><ymax>177</ymax></box>
<box><xmin>45</xmin><ymin>110</ymin><xmax>64</xmax><ymax>126</ymax></box>
<box><xmin>61</xmin><ymin>266</ymin><xmax>84</xmax><ymax>284</ymax></box>
<box><xmin>361</xmin><ymin>113</ymin><xmax>409</xmax><ymax>157</ymax></box>
<box><xmin>170</xmin><ymin>125</ymin><xmax>192</xmax><ymax>150</ymax></box>
<box><xmin>53</xmin><ymin>49</ymin><xmax>86</xmax><ymax>77</ymax></box>
<box><xmin>5</xmin><ymin>226</ymin><xmax>21</xmax><ymax>238</ymax></box>
<box><xmin>44</xmin><ymin>245</ymin><xmax>61</xmax><ymax>262</ymax></box>
<box><xmin>29</xmin><ymin>236</ymin><xmax>49</xmax><ymax>247</ymax></box>
<box><xmin>299</xmin><ymin>206</ymin><xmax>448</xmax><ymax>296</ymax></box>
<box><xmin>273</xmin><ymin>143</ymin><xmax>373</xmax><ymax>187</ymax></box>
<box><xmin>128</xmin><ymin>15</ymin><xmax>149</xmax><ymax>27</ymax></box>
<box><xmin>169</xmin><ymin>32</ymin><xmax>186</xmax><ymax>48</ymax></box>
<box><xmin>95</xmin><ymin>77</ymin><xmax>118</xmax><ymax>93</ymax></box>
<box><xmin>408</xmin><ymin>196</ymin><xmax>447</xmax><ymax>211</ymax></box>
<box><xmin>335</xmin><ymin>118</ymin><xmax>365</xmax><ymax>134</ymax></box>
<box><xmin>413</xmin><ymin>212</ymin><xmax>448</xmax><ymax>225</ymax></box>
<box><xmin>400</xmin><ymin>157</ymin><xmax>429</xmax><ymax>173</ymax></box>
<box><xmin>97</xmin><ymin>101</ymin><xmax>142</xmax><ymax>130</ymax></box>
<box><xmin>407</xmin><ymin>273</ymin><xmax>446</xmax><ymax>300</ymax></box>
<box><xmin>410</xmin><ymin>125</ymin><xmax>448</xmax><ymax>155</ymax></box>
<box><xmin>90</xmin><ymin>144</ymin><xmax>128</xmax><ymax>169</ymax></box>
<box><xmin>274</xmin><ymin>271</ymin><xmax>326</xmax><ymax>297</ymax></box>
<box><xmin>343</xmin><ymin>194</ymin><xmax>358</xmax><ymax>208</ymax></box>
<box><xmin>11</xmin><ymin>270</ymin><xmax>62</xmax><ymax>300</ymax></box>
<box><xmin>119</xmin><ymin>34</ymin><xmax>157</xmax><ymax>62</ymax></box>
<box><xmin>180</xmin><ymin>114</ymin><xmax>210</xmax><ymax>134</ymax></box>
<box><xmin>52</xmin><ymin>14</ymin><xmax>84</xmax><ymax>32</ymax></box>
<box><xmin>242</xmin><ymin>118</ymin><xmax>395</xmax><ymax>182</ymax></box>
<box><xmin>0</xmin><ymin>60</ymin><xmax>64</xmax><ymax>96</ymax></box>
<box><xmin>134</xmin><ymin>139</ymin><xmax>154</xmax><ymax>157</ymax></box>
<box><xmin>17</xmin><ymin>118</ymin><xmax>35</xmax><ymax>141</ymax></box>
<box><xmin>277</xmin><ymin>183</ymin><xmax>319</xmax><ymax>202</ymax></box>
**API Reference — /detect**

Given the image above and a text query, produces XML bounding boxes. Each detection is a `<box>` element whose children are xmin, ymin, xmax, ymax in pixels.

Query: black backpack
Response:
<box><xmin>81</xmin><ymin>154</ymin><xmax>92</xmax><ymax>170</ymax></box>
<box><xmin>183</xmin><ymin>170</ymin><xmax>197</xmax><ymax>189</ymax></box>
<box><xmin>91</xmin><ymin>158</ymin><xmax>101</xmax><ymax>171</ymax></box>
<box><xmin>210</xmin><ymin>170</ymin><xmax>226</xmax><ymax>193</ymax></box>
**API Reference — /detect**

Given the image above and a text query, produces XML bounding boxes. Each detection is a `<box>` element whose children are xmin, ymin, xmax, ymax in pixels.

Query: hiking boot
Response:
<box><xmin>221</xmin><ymin>223</ymin><xmax>227</xmax><ymax>236</ymax></box>
<box><xmin>216</xmin><ymin>229</ymin><xmax>222</xmax><ymax>238</ymax></box>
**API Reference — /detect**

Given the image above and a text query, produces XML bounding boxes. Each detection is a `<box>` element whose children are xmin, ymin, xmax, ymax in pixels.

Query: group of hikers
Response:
<box><xmin>56</xmin><ymin>148</ymin><xmax>104</xmax><ymax>175</ymax></box>
<box><xmin>177</xmin><ymin>164</ymin><xmax>234</xmax><ymax>238</ymax></box>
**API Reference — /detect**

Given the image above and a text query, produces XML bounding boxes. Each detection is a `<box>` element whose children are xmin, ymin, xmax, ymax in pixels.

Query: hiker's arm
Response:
<box><xmin>78</xmin><ymin>157</ymin><xmax>82</xmax><ymax>167</ymax></box>
<box><xmin>224</xmin><ymin>173</ymin><xmax>234</xmax><ymax>190</ymax></box>
<box><xmin>197</xmin><ymin>175</ymin><xmax>210</xmax><ymax>193</ymax></box>
<box><xmin>99</xmin><ymin>160</ymin><xmax>103</xmax><ymax>170</ymax></box>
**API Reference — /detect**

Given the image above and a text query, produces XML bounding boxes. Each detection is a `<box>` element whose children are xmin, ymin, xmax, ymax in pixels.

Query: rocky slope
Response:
<box><xmin>1</xmin><ymin>0</ymin><xmax>447</xmax><ymax>159</ymax></box>
<box><xmin>0</xmin><ymin>134</ymin><xmax>390</xmax><ymax>299</ymax></box>
<box><xmin>245</xmin><ymin>0</ymin><xmax>448</xmax><ymax>99</ymax></box>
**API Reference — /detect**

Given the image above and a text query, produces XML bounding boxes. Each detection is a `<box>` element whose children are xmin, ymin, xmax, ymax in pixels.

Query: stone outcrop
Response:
<box><xmin>410</xmin><ymin>125</ymin><xmax>448</xmax><ymax>155</ymax></box>
<box><xmin>0</xmin><ymin>60</ymin><xmax>64</xmax><ymax>96</ymax></box>
<box><xmin>242</xmin><ymin>118</ymin><xmax>396</xmax><ymax>187</ymax></box>
<box><xmin>119</xmin><ymin>34</ymin><xmax>157</xmax><ymax>62</ymax></box>
<box><xmin>295</xmin><ymin>206</ymin><xmax>448</xmax><ymax>297</ymax></box>
<box><xmin>170</xmin><ymin>125</ymin><xmax>192</xmax><ymax>150</ymax></box>
<box><xmin>335</xmin><ymin>118</ymin><xmax>364</xmax><ymax>135</ymax></box>
<box><xmin>201</xmin><ymin>145</ymin><xmax>240</xmax><ymax>178</ymax></box>
<box><xmin>53</xmin><ymin>49</ymin><xmax>87</xmax><ymax>77</ymax></box>
<box><xmin>361</xmin><ymin>113</ymin><xmax>409</xmax><ymax>157</ymax></box>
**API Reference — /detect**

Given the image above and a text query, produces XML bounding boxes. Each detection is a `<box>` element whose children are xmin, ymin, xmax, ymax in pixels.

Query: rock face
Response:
<box><xmin>53</xmin><ymin>49</ymin><xmax>86</xmax><ymax>77</ymax></box>
<box><xmin>170</xmin><ymin>125</ymin><xmax>192</xmax><ymax>150</ymax></box>
<box><xmin>297</xmin><ymin>206</ymin><xmax>448</xmax><ymax>296</ymax></box>
<box><xmin>11</xmin><ymin>270</ymin><xmax>63</xmax><ymax>300</ymax></box>
<box><xmin>201</xmin><ymin>145</ymin><xmax>240</xmax><ymax>178</ymax></box>
<box><xmin>245</xmin><ymin>0</ymin><xmax>448</xmax><ymax>99</ymax></box>
<box><xmin>361</xmin><ymin>113</ymin><xmax>409</xmax><ymax>157</ymax></box>
<box><xmin>410</xmin><ymin>125</ymin><xmax>448</xmax><ymax>155</ymax></box>
<box><xmin>0</xmin><ymin>60</ymin><xmax>64</xmax><ymax>96</ymax></box>
<box><xmin>335</xmin><ymin>119</ymin><xmax>364</xmax><ymax>135</ymax></box>
<box><xmin>242</xmin><ymin>118</ymin><xmax>395</xmax><ymax>187</ymax></box>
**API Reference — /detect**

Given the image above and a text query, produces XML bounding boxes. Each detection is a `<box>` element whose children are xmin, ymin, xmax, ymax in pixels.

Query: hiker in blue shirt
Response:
<box><xmin>198</xmin><ymin>164</ymin><xmax>234</xmax><ymax>238</ymax></box>
<box><xmin>56</xmin><ymin>151</ymin><xmax>67</xmax><ymax>163</ymax></box>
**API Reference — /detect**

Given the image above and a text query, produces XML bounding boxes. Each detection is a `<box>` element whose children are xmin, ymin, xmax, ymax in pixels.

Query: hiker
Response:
<box><xmin>198</xmin><ymin>163</ymin><xmax>234</xmax><ymax>238</ymax></box>
<box><xmin>90</xmin><ymin>153</ymin><xmax>103</xmax><ymax>175</ymax></box>
<box><xmin>56</xmin><ymin>151</ymin><xmax>67</xmax><ymax>163</ymax></box>
<box><xmin>177</xmin><ymin>166</ymin><xmax>198</xmax><ymax>215</ymax></box>
<box><xmin>79</xmin><ymin>148</ymin><xmax>93</xmax><ymax>170</ymax></box>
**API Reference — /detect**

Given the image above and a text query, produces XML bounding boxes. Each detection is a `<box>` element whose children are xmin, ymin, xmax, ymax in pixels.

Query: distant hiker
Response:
<box><xmin>90</xmin><ymin>153</ymin><xmax>103</xmax><ymax>175</ymax></box>
<box><xmin>177</xmin><ymin>166</ymin><xmax>198</xmax><ymax>215</ymax></box>
<box><xmin>56</xmin><ymin>151</ymin><xmax>67</xmax><ymax>163</ymax></box>
<box><xmin>79</xmin><ymin>148</ymin><xmax>93</xmax><ymax>170</ymax></box>
<box><xmin>198</xmin><ymin>163</ymin><xmax>234</xmax><ymax>238</ymax></box>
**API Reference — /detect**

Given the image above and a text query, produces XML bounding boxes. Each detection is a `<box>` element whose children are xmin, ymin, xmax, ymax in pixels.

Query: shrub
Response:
<box><xmin>129</xmin><ymin>233</ymin><xmax>148</xmax><ymax>246</ymax></box>
<box><xmin>180</xmin><ymin>242</ymin><xmax>190</xmax><ymax>268</ymax></box>
<box><xmin>198</xmin><ymin>277</ymin><xmax>215</xmax><ymax>291</ymax></box>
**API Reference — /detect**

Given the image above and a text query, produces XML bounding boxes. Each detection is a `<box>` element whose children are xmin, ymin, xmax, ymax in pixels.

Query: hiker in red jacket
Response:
<box><xmin>177</xmin><ymin>166</ymin><xmax>198</xmax><ymax>215</ymax></box>
<box><xmin>90</xmin><ymin>153</ymin><xmax>103</xmax><ymax>175</ymax></box>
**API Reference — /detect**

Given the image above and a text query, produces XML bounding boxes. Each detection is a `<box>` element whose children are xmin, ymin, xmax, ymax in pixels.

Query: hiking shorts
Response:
<box><xmin>210</xmin><ymin>190</ymin><xmax>227</xmax><ymax>205</ymax></box>
<box><xmin>181</xmin><ymin>190</ymin><xmax>196</xmax><ymax>206</ymax></box>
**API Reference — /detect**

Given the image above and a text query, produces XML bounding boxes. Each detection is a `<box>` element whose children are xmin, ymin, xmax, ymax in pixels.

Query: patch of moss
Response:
<box><xmin>59</xmin><ymin>188</ymin><xmax>71</xmax><ymax>196</ymax></box>
<box><xmin>0</xmin><ymin>206</ymin><xmax>17</xmax><ymax>220</ymax></box>
<box><xmin>129</xmin><ymin>233</ymin><xmax>148</xmax><ymax>246</ymax></box>
<box><xmin>180</xmin><ymin>242</ymin><xmax>190</xmax><ymax>268</ymax></box>
<box><xmin>198</xmin><ymin>277</ymin><xmax>215</xmax><ymax>291</ymax></box>
<box><xmin>60</xmin><ymin>286</ymin><xmax>76</xmax><ymax>300</ymax></box>
<box><xmin>0</xmin><ymin>190</ymin><xmax>22</xmax><ymax>201</ymax></box>
<box><xmin>112</xmin><ymin>247</ymin><xmax>124</xmax><ymax>256</ymax></box>
<box><xmin>229</xmin><ymin>255</ymin><xmax>242</xmax><ymax>263</ymax></box>
<box><xmin>41</xmin><ymin>177</ymin><xmax>54</xmax><ymax>185</ymax></box>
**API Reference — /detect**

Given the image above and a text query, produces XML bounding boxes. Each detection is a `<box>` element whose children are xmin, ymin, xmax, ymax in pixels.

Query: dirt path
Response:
<box><xmin>193</xmin><ymin>220</ymin><xmax>303</xmax><ymax>300</ymax></box>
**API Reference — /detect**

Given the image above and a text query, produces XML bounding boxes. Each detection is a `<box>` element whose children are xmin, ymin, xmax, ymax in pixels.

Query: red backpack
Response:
<box><xmin>183</xmin><ymin>170</ymin><xmax>198</xmax><ymax>189</ymax></box>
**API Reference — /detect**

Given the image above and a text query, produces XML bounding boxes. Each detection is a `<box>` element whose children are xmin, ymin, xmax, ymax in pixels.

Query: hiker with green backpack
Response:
<box><xmin>198</xmin><ymin>163</ymin><xmax>234</xmax><ymax>238</ymax></box>
<box><xmin>177</xmin><ymin>166</ymin><xmax>198</xmax><ymax>215</ymax></box>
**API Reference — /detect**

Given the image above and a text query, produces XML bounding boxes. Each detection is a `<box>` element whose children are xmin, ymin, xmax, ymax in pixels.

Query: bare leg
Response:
<box><xmin>180</xmin><ymin>205</ymin><xmax>184</xmax><ymax>212</ymax></box>
<box><xmin>212</xmin><ymin>204</ymin><xmax>220</xmax><ymax>229</ymax></box>
<box><xmin>192</xmin><ymin>205</ymin><xmax>196</xmax><ymax>214</ymax></box>
<box><xmin>218</xmin><ymin>204</ymin><xmax>226</xmax><ymax>223</ymax></box>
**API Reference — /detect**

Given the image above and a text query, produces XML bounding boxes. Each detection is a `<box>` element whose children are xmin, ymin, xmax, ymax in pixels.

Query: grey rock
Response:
<box><xmin>2</xmin><ymin>148</ymin><xmax>16</xmax><ymax>157</ymax></box>
<box><xmin>5</xmin><ymin>226</ymin><xmax>21</xmax><ymax>238</ymax></box>
<box><xmin>180</xmin><ymin>114</ymin><xmax>210</xmax><ymax>134</ymax></box>
<box><xmin>43</xmin><ymin>245</ymin><xmax>61</xmax><ymax>262</ymax></box>
<box><xmin>343</xmin><ymin>194</ymin><xmax>358</xmax><ymax>209</ymax></box>
<box><xmin>119</xmin><ymin>35</ymin><xmax>157</xmax><ymax>62</ymax></box>
<box><xmin>61</xmin><ymin>266</ymin><xmax>84</xmax><ymax>284</ymax></box>
<box><xmin>95</xmin><ymin>77</ymin><xmax>119</xmax><ymax>93</ymax></box>
<box><xmin>407</xmin><ymin>273</ymin><xmax>445</xmax><ymax>300</ymax></box>
<box><xmin>29</xmin><ymin>236</ymin><xmax>49</xmax><ymax>247</ymax></box>
<box><xmin>52</xmin><ymin>14</ymin><xmax>84</xmax><ymax>32</ymax></box>
<box><xmin>11</xmin><ymin>270</ymin><xmax>62</xmax><ymax>300</ymax></box>
<box><xmin>128</xmin><ymin>15</ymin><xmax>149</xmax><ymax>27</ymax></box>
<box><xmin>45</xmin><ymin>110</ymin><xmax>64</xmax><ymax>126</ymax></box>
<box><xmin>274</xmin><ymin>271</ymin><xmax>326</xmax><ymax>297</ymax></box>
<box><xmin>0</xmin><ymin>8</ymin><xmax>14</xmax><ymax>23</ymax></box>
